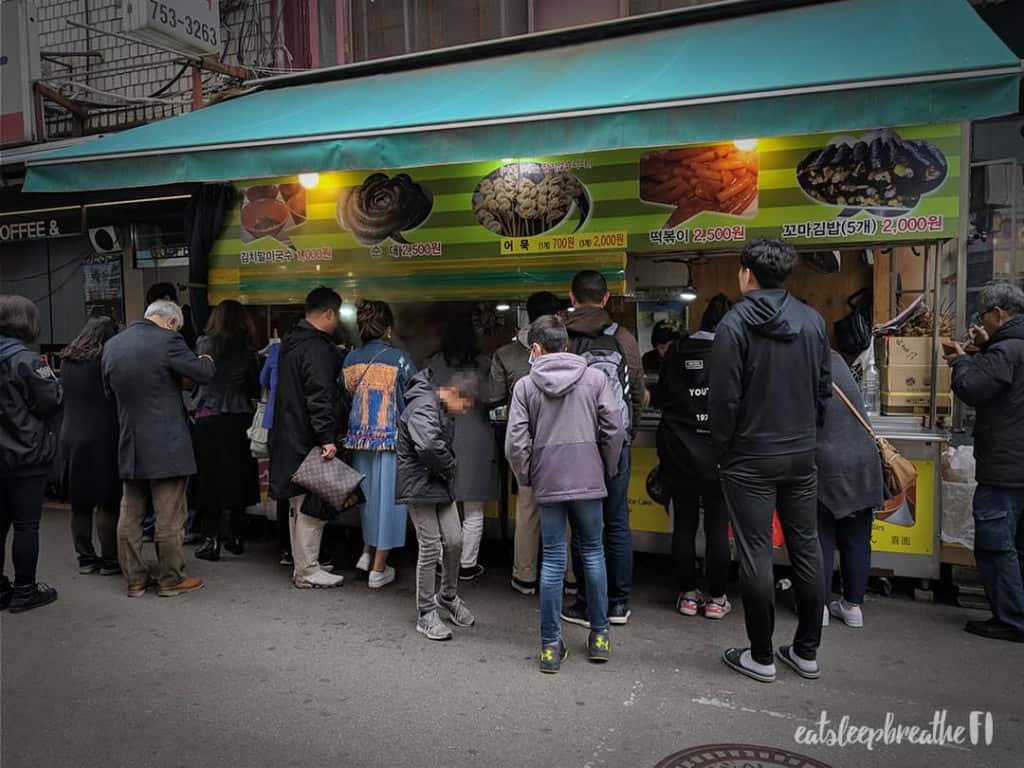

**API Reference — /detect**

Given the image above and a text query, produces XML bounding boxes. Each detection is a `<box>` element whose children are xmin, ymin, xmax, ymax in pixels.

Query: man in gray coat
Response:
<box><xmin>102</xmin><ymin>300</ymin><xmax>215</xmax><ymax>598</ymax></box>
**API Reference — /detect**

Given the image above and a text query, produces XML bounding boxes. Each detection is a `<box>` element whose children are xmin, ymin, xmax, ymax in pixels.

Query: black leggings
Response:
<box><xmin>0</xmin><ymin>474</ymin><xmax>48</xmax><ymax>587</ymax></box>
<box><xmin>71</xmin><ymin>502</ymin><xmax>119</xmax><ymax>566</ymax></box>
<box><xmin>671</xmin><ymin>479</ymin><xmax>731</xmax><ymax>597</ymax></box>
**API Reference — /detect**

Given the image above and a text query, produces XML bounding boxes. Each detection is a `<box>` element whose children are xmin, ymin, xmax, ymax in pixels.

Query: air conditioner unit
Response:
<box><xmin>89</xmin><ymin>226</ymin><xmax>122</xmax><ymax>254</ymax></box>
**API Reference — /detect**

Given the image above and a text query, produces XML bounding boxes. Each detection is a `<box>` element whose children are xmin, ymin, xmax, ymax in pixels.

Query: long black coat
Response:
<box><xmin>816</xmin><ymin>351</ymin><xmax>884</xmax><ymax>518</ymax></box>
<box><xmin>269</xmin><ymin>320</ymin><xmax>344</xmax><ymax>500</ymax></box>
<box><xmin>101</xmin><ymin>319</ymin><xmax>215</xmax><ymax>480</ymax></box>
<box><xmin>60</xmin><ymin>357</ymin><xmax>120</xmax><ymax>507</ymax></box>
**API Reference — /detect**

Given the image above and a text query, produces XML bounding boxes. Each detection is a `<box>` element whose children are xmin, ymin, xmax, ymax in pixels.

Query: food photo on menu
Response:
<box><xmin>639</xmin><ymin>141</ymin><xmax>760</xmax><ymax>229</ymax></box>
<box><xmin>238</xmin><ymin>182</ymin><xmax>308</xmax><ymax>245</ymax></box>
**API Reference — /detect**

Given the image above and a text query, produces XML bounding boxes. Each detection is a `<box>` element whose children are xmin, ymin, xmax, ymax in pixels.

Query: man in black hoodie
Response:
<box><xmin>269</xmin><ymin>287</ymin><xmax>345</xmax><ymax>590</ymax></box>
<box><xmin>947</xmin><ymin>282</ymin><xmax>1024</xmax><ymax>644</ymax></box>
<box><xmin>709</xmin><ymin>239</ymin><xmax>831</xmax><ymax>683</ymax></box>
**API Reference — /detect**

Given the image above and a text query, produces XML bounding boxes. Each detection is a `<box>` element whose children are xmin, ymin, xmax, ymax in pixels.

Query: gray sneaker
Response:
<box><xmin>435</xmin><ymin>593</ymin><xmax>475</xmax><ymax>627</ymax></box>
<box><xmin>416</xmin><ymin>609</ymin><xmax>452</xmax><ymax>641</ymax></box>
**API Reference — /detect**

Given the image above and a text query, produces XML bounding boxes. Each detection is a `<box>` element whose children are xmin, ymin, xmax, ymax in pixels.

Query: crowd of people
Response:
<box><xmin>2</xmin><ymin>238</ymin><xmax>1023</xmax><ymax>674</ymax></box>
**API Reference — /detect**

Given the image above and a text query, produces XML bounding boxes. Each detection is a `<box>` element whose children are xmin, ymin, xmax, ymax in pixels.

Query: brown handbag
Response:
<box><xmin>831</xmin><ymin>382</ymin><xmax>917</xmax><ymax>499</ymax></box>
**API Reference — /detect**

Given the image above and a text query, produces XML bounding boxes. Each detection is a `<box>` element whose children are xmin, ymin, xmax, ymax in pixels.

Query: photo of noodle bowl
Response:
<box><xmin>640</xmin><ymin>143</ymin><xmax>759</xmax><ymax>229</ymax></box>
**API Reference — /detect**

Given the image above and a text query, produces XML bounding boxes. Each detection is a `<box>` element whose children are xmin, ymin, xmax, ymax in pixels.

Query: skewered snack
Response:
<box><xmin>472</xmin><ymin>163</ymin><xmax>591</xmax><ymax>237</ymax></box>
<box><xmin>639</xmin><ymin>143</ymin><xmax>759</xmax><ymax>229</ymax></box>
<box><xmin>336</xmin><ymin>173</ymin><xmax>434</xmax><ymax>245</ymax></box>
<box><xmin>797</xmin><ymin>130</ymin><xmax>947</xmax><ymax>212</ymax></box>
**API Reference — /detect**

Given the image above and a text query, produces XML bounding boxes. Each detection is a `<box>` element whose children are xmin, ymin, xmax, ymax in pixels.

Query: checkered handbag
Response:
<box><xmin>290</xmin><ymin>448</ymin><xmax>366</xmax><ymax>512</ymax></box>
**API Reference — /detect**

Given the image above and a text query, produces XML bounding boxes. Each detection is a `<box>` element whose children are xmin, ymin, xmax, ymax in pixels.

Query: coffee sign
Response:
<box><xmin>0</xmin><ymin>206</ymin><xmax>82</xmax><ymax>243</ymax></box>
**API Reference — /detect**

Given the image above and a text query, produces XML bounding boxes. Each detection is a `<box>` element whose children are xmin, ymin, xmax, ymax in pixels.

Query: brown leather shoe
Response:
<box><xmin>157</xmin><ymin>576</ymin><xmax>205</xmax><ymax>597</ymax></box>
<box><xmin>126</xmin><ymin>578</ymin><xmax>156</xmax><ymax>598</ymax></box>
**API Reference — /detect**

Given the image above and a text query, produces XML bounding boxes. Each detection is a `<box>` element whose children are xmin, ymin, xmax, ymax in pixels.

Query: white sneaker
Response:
<box><xmin>368</xmin><ymin>565</ymin><xmax>396</xmax><ymax>589</ymax></box>
<box><xmin>822</xmin><ymin>605</ymin><xmax>830</xmax><ymax>627</ymax></box>
<box><xmin>829</xmin><ymin>599</ymin><xmax>863</xmax><ymax>628</ymax></box>
<box><xmin>294</xmin><ymin>569</ymin><xmax>344</xmax><ymax>589</ymax></box>
<box><xmin>355</xmin><ymin>552</ymin><xmax>372</xmax><ymax>572</ymax></box>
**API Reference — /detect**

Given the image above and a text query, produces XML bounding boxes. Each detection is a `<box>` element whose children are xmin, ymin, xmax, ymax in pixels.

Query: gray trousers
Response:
<box><xmin>408</xmin><ymin>503</ymin><xmax>462</xmax><ymax>615</ymax></box>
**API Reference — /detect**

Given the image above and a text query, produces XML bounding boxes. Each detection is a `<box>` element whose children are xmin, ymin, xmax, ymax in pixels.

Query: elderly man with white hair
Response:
<box><xmin>102</xmin><ymin>299</ymin><xmax>215</xmax><ymax>599</ymax></box>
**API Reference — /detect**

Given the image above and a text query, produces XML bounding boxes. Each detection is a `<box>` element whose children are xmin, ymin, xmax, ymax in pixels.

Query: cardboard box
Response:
<box><xmin>878</xmin><ymin>336</ymin><xmax>950</xmax><ymax>367</ymax></box>
<box><xmin>881</xmin><ymin>391</ymin><xmax>952</xmax><ymax>416</ymax></box>
<box><xmin>880</xmin><ymin>364</ymin><xmax>952</xmax><ymax>394</ymax></box>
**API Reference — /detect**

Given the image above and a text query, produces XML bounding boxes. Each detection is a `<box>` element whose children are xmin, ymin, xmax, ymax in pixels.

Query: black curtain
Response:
<box><xmin>184</xmin><ymin>183</ymin><xmax>236</xmax><ymax>333</ymax></box>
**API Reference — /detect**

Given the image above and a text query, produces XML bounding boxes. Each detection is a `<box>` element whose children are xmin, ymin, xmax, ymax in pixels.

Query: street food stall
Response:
<box><xmin>21</xmin><ymin>0</ymin><xmax>1020</xmax><ymax>582</ymax></box>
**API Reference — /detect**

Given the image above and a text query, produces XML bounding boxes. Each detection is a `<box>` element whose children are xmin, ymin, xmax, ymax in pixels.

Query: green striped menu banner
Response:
<box><xmin>209</xmin><ymin>122</ymin><xmax>959</xmax><ymax>305</ymax></box>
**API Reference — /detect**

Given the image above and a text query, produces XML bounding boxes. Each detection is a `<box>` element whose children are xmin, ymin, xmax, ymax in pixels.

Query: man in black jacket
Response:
<box><xmin>269</xmin><ymin>287</ymin><xmax>345</xmax><ymax>590</ymax></box>
<box><xmin>947</xmin><ymin>282</ymin><xmax>1024</xmax><ymax>643</ymax></box>
<box><xmin>709</xmin><ymin>239</ymin><xmax>831</xmax><ymax>683</ymax></box>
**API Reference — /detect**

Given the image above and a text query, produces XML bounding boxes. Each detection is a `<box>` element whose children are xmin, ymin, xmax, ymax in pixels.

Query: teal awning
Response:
<box><xmin>23</xmin><ymin>0</ymin><xmax>1020</xmax><ymax>193</ymax></box>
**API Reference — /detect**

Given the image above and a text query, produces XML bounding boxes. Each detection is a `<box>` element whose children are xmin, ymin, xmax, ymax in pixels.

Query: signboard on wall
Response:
<box><xmin>0</xmin><ymin>1</ymin><xmax>41</xmax><ymax>146</ymax></box>
<box><xmin>122</xmin><ymin>0</ymin><xmax>220</xmax><ymax>56</ymax></box>
<box><xmin>208</xmin><ymin>122</ymin><xmax>960</xmax><ymax>304</ymax></box>
<box><xmin>0</xmin><ymin>206</ymin><xmax>82</xmax><ymax>244</ymax></box>
<box><xmin>871</xmin><ymin>459</ymin><xmax>936</xmax><ymax>556</ymax></box>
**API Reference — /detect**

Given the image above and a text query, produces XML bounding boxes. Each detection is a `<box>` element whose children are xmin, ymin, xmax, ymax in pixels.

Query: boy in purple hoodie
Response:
<box><xmin>505</xmin><ymin>315</ymin><xmax>625</xmax><ymax>673</ymax></box>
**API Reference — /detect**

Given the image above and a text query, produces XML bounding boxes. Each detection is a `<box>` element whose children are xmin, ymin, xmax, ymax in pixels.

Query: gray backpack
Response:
<box><xmin>570</xmin><ymin>323</ymin><xmax>631</xmax><ymax>433</ymax></box>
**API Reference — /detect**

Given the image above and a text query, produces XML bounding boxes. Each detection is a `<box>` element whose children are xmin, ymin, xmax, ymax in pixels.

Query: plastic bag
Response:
<box><xmin>941</xmin><ymin>480</ymin><xmax>976</xmax><ymax>549</ymax></box>
<box><xmin>942</xmin><ymin>446</ymin><xmax>976</xmax><ymax>483</ymax></box>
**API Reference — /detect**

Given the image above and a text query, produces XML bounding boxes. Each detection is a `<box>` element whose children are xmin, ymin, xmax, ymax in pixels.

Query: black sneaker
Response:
<box><xmin>99</xmin><ymin>562</ymin><xmax>122</xmax><ymax>576</ymax></box>
<box><xmin>195</xmin><ymin>538</ymin><xmax>220</xmax><ymax>561</ymax></box>
<box><xmin>459</xmin><ymin>564</ymin><xmax>485</xmax><ymax>581</ymax></box>
<box><xmin>279</xmin><ymin>551</ymin><xmax>294</xmax><ymax>567</ymax></box>
<box><xmin>9</xmin><ymin>582</ymin><xmax>58</xmax><ymax>614</ymax></box>
<box><xmin>609</xmin><ymin>603</ymin><xmax>632</xmax><ymax>626</ymax></box>
<box><xmin>222</xmin><ymin>536</ymin><xmax>244</xmax><ymax>556</ymax></box>
<box><xmin>78</xmin><ymin>557</ymin><xmax>101</xmax><ymax>574</ymax></box>
<box><xmin>588</xmin><ymin>629</ymin><xmax>611</xmax><ymax>663</ymax></box>
<box><xmin>510</xmin><ymin>577</ymin><xmax>537</xmax><ymax>596</ymax></box>
<box><xmin>563</xmin><ymin>580</ymin><xmax>579</xmax><ymax>597</ymax></box>
<box><xmin>965</xmin><ymin>618</ymin><xmax>1024</xmax><ymax>643</ymax></box>
<box><xmin>0</xmin><ymin>577</ymin><xmax>12</xmax><ymax>611</ymax></box>
<box><xmin>539</xmin><ymin>640</ymin><xmax>568</xmax><ymax>674</ymax></box>
<box><xmin>560</xmin><ymin>601</ymin><xmax>591</xmax><ymax>629</ymax></box>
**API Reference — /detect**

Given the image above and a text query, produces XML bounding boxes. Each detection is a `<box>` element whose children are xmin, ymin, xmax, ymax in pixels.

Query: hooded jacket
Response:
<box><xmin>952</xmin><ymin>315</ymin><xmax>1024</xmax><ymax>487</ymax></box>
<box><xmin>489</xmin><ymin>328</ymin><xmax>531</xmax><ymax>404</ymax></box>
<box><xmin>505</xmin><ymin>352</ymin><xmax>625</xmax><ymax>504</ymax></box>
<box><xmin>0</xmin><ymin>337</ymin><xmax>62</xmax><ymax>476</ymax></box>
<box><xmin>269</xmin><ymin>320</ymin><xmax>344</xmax><ymax>499</ymax></box>
<box><xmin>565</xmin><ymin>305</ymin><xmax>645</xmax><ymax>440</ymax></box>
<box><xmin>395</xmin><ymin>369</ymin><xmax>457</xmax><ymax>505</ymax></box>
<box><xmin>709</xmin><ymin>289</ymin><xmax>831</xmax><ymax>459</ymax></box>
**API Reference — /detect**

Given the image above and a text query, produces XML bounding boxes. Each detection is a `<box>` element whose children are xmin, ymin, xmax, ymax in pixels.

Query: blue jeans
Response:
<box><xmin>973</xmin><ymin>485</ymin><xmax>1024</xmax><ymax>633</ymax></box>
<box><xmin>572</xmin><ymin>445</ymin><xmax>632</xmax><ymax>609</ymax></box>
<box><xmin>540</xmin><ymin>499</ymin><xmax>608</xmax><ymax>644</ymax></box>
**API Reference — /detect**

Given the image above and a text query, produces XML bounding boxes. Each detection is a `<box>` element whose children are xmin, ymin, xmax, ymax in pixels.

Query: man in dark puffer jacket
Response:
<box><xmin>947</xmin><ymin>282</ymin><xmax>1024</xmax><ymax>644</ymax></box>
<box><xmin>396</xmin><ymin>369</ymin><xmax>479</xmax><ymax>641</ymax></box>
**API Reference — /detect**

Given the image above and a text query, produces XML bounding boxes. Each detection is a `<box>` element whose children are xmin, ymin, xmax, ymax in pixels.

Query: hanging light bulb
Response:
<box><xmin>496</xmin><ymin>303</ymin><xmax>511</xmax><ymax>312</ymax></box>
<box><xmin>680</xmin><ymin>285</ymin><xmax>698</xmax><ymax>302</ymax></box>
<box><xmin>298</xmin><ymin>172</ymin><xmax>320</xmax><ymax>189</ymax></box>
<box><xmin>733</xmin><ymin>138</ymin><xmax>758</xmax><ymax>151</ymax></box>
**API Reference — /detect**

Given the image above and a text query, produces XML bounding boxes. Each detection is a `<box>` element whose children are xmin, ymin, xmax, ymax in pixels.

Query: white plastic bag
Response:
<box><xmin>942</xmin><ymin>446</ymin><xmax>976</xmax><ymax>483</ymax></box>
<box><xmin>941</xmin><ymin>480</ymin><xmax>976</xmax><ymax>549</ymax></box>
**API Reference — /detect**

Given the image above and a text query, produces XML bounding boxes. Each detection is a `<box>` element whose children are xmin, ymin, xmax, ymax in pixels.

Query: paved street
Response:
<box><xmin>2</xmin><ymin>507</ymin><xmax>1022</xmax><ymax>768</ymax></box>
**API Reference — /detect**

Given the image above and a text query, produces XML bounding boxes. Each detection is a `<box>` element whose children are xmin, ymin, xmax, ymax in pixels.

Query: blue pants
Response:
<box><xmin>571</xmin><ymin>445</ymin><xmax>632</xmax><ymax>609</ymax></box>
<box><xmin>540</xmin><ymin>499</ymin><xmax>608</xmax><ymax>644</ymax></box>
<box><xmin>973</xmin><ymin>485</ymin><xmax>1024</xmax><ymax>633</ymax></box>
<box><xmin>817</xmin><ymin>505</ymin><xmax>873</xmax><ymax>604</ymax></box>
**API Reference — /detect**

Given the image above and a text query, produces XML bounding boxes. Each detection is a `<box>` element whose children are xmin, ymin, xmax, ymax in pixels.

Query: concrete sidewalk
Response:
<box><xmin>1</xmin><ymin>507</ymin><xmax>1021</xmax><ymax>768</ymax></box>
